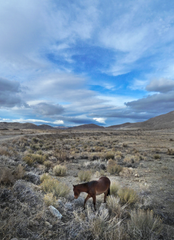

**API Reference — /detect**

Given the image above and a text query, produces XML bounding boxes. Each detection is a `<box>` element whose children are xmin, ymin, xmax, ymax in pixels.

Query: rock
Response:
<box><xmin>65</xmin><ymin>202</ymin><xmax>73</xmax><ymax>210</ymax></box>
<box><xmin>24</xmin><ymin>172</ymin><xmax>41</xmax><ymax>185</ymax></box>
<box><xmin>49</xmin><ymin>205</ymin><xmax>62</xmax><ymax>219</ymax></box>
<box><xmin>57</xmin><ymin>199</ymin><xmax>64</xmax><ymax>208</ymax></box>
<box><xmin>99</xmin><ymin>164</ymin><xmax>106</xmax><ymax>170</ymax></box>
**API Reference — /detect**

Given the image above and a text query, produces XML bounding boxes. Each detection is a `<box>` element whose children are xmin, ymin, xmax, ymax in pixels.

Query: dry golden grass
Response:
<box><xmin>107</xmin><ymin>159</ymin><xmax>123</xmax><ymax>175</ymax></box>
<box><xmin>40</xmin><ymin>177</ymin><xmax>70</xmax><ymax>197</ymax></box>
<box><xmin>44</xmin><ymin>193</ymin><xmax>56</xmax><ymax>206</ymax></box>
<box><xmin>118</xmin><ymin>187</ymin><xmax>138</xmax><ymax>205</ymax></box>
<box><xmin>110</xmin><ymin>182</ymin><xmax>120</xmax><ymax>196</ymax></box>
<box><xmin>53</xmin><ymin>164</ymin><xmax>67</xmax><ymax>176</ymax></box>
<box><xmin>105</xmin><ymin>151</ymin><xmax>115</xmax><ymax>160</ymax></box>
<box><xmin>78</xmin><ymin>170</ymin><xmax>92</xmax><ymax>182</ymax></box>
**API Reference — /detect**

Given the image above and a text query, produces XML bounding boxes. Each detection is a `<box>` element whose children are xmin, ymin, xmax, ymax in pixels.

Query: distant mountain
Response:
<box><xmin>0</xmin><ymin>122</ymin><xmax>54</xmax><ymax>130</ymax></box>
<box><xmin>107</xmin><ymin>122</ymin><xmax>131</xmax><ymax>129</ymax></box>
<box><xmin>109</xmin><ymin>111</ymin><xmax>174</xmax><ymax>130</ymax></box>
<box><xmin>70</xmin><ymin>123</ymin><xmax>104</xmax><ymax>129</ymax></box>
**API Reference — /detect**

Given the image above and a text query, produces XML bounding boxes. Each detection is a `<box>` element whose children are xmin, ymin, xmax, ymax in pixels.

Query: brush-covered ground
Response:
<box><xmin>0</xmin><ymin>128</ymin><xmax>174</xmax><ymax>240</ymax></box>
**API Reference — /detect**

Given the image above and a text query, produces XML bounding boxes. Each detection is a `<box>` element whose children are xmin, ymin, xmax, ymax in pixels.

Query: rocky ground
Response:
<box><xmin>0</xmin><ymin>128</ymin><xmax>174</xmax><ymax>239</ymax></box>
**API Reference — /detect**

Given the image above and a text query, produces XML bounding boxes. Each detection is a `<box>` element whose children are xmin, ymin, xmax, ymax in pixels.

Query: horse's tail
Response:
<box><xmin>107</xmin><ymin>187</ymin><xmax>110</xmax><ymax>196</ymax></box>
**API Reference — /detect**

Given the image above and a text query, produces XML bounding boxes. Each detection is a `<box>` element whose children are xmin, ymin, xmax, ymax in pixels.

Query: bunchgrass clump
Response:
<box><xmin>105</xmin><ymin>151</ymin><xmax>115</xmax><ymax>160</ymax></box>
<box><xmin>44</xmin><ymin>160</ymin><xmax>52</xmax><ymax>168</ymax></box>
<box><xmin>127</xmin><ymin>209</ymin><xmax>163</xmax><ymax>239</ymax></box>
<box><xmin>107</xmin><ymin>196</ymin><xmax>124</xmax><ymax>217</ymax></box>
<box><xmin>78</xmin><ymin>170</ymin><xmax>92</xmax><ymax>182</ymax></box>
<box><xmin>107</xmin><ymin>159</ymin><xmax>123</xmax><ymax>175</ymax></box>
<box><xmin>110</xmin><ymin>182</ymin><xmax>120</xmax><ymax>196</ymax></box>
<box><xmin>118</xmin><ymin>187</ymin><xmax>138</xmax><ymax>205</ymax></box>
<box><xmin>40</xmin><ymin>177</ymin><xmax>70</xmax><ymax>197</ymax></box>
<box><xmin>23</xmin><ymin>154</ymin><xmax>34</xmax><ymax>166</ymax></box>
<box><xmin>53</xmin><ymin>165</ymin><xmax>67</xmax><ymax>176</ymax></box>
<box><xmin>44</xmin><ymin>193</ymin><xmax>56</xmax><ymax>206</ymax></box>
<box><xmin>153</xmin><ymin>154</ymin><xmax>161</xmax><ymax>160</ymax></box>
<box><xmin>40</xmin><ymin>173</ymin><xmax>51</xmax><ymax>183</ymax></box>
<box><xmin>0</xmin><ymin>167</ymin><xmax>15</xmax><ymax>185</ymax></box>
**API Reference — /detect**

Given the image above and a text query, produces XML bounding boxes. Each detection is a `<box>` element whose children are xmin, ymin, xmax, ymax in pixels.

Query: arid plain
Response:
<box><xmin>0</xmin><ymin>126</ymin><xmax>174</xmax><ymax>239</ymax></box>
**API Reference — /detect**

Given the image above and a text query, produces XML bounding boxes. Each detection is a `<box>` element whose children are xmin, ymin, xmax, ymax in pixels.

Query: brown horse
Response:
<box><xmin>73</xmin><ymin>176</ymin><xmax>110</xmax><ymax>211</ymax></box>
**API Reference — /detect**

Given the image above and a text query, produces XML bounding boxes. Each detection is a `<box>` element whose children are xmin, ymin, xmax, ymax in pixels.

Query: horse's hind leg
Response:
<box><xmin>104</xmin><ymin>188</ymin><xmax>110</xmax><ymax>202</ymax></box>
<box><xmin>84</xmin><ymin>194</ymin><xmax>91</xmax><ymax>210</ymax></box>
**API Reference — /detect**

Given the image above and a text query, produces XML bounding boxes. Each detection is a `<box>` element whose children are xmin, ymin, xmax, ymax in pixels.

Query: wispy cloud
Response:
<box><xmin>0</xmin><ymin>1</ymin><xmax>174</xmax><ymax>126</ymax></box>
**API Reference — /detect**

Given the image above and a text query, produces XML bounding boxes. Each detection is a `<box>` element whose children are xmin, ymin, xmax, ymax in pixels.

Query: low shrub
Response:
<box><xmin>0</xmin><ymin>147</ymin><xmax>11</xmax><ymax>156</ymax></box>
<box><xmin>14</xmin><ymin>164</ymin><xmax>25</xmax><ymax>179</ymax></box>
<box><xmin>110</xmin><ymin>182</ymin><xmax>120</xmax><ymax>196</ymax></box>
<box><xmin>153</xmin><ymin>154</ymin><xmax>161</xmax><ymax>160</ymax></box>
<box><xmin>44</xmin><ymin>160</ymin><xmax>52</xmax><ymax>168</ymax></box>
<box><xmin>40</xmin><ymin>173</ymin><xmax>51</xmax><ymax>183</ymax></box>
<box><xmin>53</xmin><ymin>165</ymin><xmax>67</xmax><ymax>176</ymax></box>
<box><xmin>23</xmin><ymin>154</ymin><xmax>34</xmax><ymax>166</ymax></box>
<box><xmin>107</xmin><ymin>159</ymin><xmax>123</xmax><ymax>175</ymax></box>
<box><xmin>127</xmin><ymin>209</ymin><xmax>162</xmax><ymax>239</ymax></box>
<box><xmin>44</xmin><ymin>193</ymin><xmax>56</xmax><ymax>206</ymax></box>
<box><xmin>167</xmin><ymin>149</ymin><xmax>174</xmax><ymax>155</ymax></box>
<box><xmin>78</xmin><ymin>170</ymin><xmax>92</xmax><ymax>182</ymax></box>
<box><xmin>0</xmin><ymin>167</ymin><xmax>15</xmax><ymax>185</ymax></box>
<box><xmin>105</xmin><ymin>151</ymin><xmax>115</xmax><ymax>160</ymax></box>
<box><xmin>118</xmin><ymin>187</ymin><xmax>138</xmax><ymax>205</ymax></box>
<box><xmin>40</xmin><ymin>177</ymin><xmax>70</xmax><ymax>197</ymax></box>
<box><xmin>107</xmin><ymin>196</ymin><xmax>124</xmax><ymax>217</ymax></box>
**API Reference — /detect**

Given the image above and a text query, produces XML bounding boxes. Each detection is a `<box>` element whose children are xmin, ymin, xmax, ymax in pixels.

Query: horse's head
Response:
<box><xmin>73</xmin><ymin>185</ymin><xmax>80</xmax><ymax>199</ymax></box>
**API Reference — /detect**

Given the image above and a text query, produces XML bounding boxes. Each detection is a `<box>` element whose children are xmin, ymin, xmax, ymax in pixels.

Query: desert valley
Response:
<box><xmin>0</xmin><ymin>111</ymin><xmax>174</xmax><ymax>239</ymax></box>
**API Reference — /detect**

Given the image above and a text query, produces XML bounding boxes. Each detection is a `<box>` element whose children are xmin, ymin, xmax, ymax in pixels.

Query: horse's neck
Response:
<box><xmin>78</xmin><ymin>183</ymin><xmax>88</xmax><ymax>193</ymax></box>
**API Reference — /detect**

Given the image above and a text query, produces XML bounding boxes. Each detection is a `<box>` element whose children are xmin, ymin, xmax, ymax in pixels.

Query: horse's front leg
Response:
<box><xmin>92</xmin><ymin>195</ymin><xmax>96</xmax><ymax>211</ymax></box>
<box><xmin>84</xmin><ymin>194</ymin><xmax>91</xmax><ymax>210</ymax></box>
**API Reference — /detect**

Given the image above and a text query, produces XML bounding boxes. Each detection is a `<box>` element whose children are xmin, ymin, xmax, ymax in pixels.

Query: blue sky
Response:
<box><xmin>1</xmin><ymin>0</ymin><xmax>174</xmax><ymax>127</ymax></box>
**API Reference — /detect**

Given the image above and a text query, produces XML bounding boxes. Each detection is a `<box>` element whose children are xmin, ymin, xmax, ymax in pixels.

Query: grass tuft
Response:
<box><xmin>107</xmin><ymin>159</ymin><xmax>123</xmax><ymax>175</ymax></box>
<box><xmin>128</xmin><ymin>209</ymin><xmax>163</xmax><ymax>239</ymax></box>
<box><xmin>118</xmin><ymin>187</ymin><xmax>138</xmax><ymax>205</ymax></box>
<box><xmin>78</xmin><ymin>170</ymin><xmax>92</xmax><ymax>182</ymax></box>
<box><xmin>40</xmin><ymin>177</ymin><xmax>70</xmax><ymax>197</ymax></box>
<box><xmin>53</xmin><ymin>165</ymin><xmax>67</xmax><ymax>176</ymax></box>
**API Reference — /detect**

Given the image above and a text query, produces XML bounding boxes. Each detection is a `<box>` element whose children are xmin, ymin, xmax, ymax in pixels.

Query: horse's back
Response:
<box><xmin>98</xmin><ymin>176</ymin><xmax>110</xmax><ymax>185</ymax></box>
<box><xmin>95</xmin><ymin>177</ymin><xmax>110</xmax><ymax>194</ymax></box>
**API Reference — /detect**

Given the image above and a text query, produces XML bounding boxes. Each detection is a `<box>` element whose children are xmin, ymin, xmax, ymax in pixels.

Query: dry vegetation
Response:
<box><xmin>0</xmin><ymin>128</ymin><xmax>174</xmax><ymax>239</ymax></box>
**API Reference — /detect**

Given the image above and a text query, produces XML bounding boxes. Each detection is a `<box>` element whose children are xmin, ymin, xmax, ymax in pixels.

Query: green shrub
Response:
<box><xmin>118</xmin><ymin>187</ymin><xmax>138</xmax><ymax>205</ymax></box>
<box><xmin>78</xmin><ymin>170</ymin><xmax>92</xmax><ymax>182</ymax></box>
<box><xmin>53</xmin><ymin>165</ymin><xmax>67</xmax><ymax>176</ymax></box>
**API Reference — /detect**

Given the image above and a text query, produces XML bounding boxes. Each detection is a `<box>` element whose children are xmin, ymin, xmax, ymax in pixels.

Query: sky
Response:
<box><xmin>0</xmin><ymin>0</ymin><xmax>174</xmax><ymax>127</ymax></box>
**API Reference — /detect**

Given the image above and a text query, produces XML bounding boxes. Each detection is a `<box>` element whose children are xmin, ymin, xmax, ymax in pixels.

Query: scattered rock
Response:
<box><xmin>24</xmin><ymin>172</ymin><xmax>41</xmax><ymax>185</ymax></box>
<box><xmin>49</xmin><ymin>205</ymin><xmax>62</xmax><ymax>219</ymax></box>
<box><xmin>65</xmin><ymin>202</ymin><xmax>73</xmax><ymax>211</ymax></box>
<box><xmin>99</xmin><ymin>163</ymin><xmax>106</xmax><ymax>170</ymax></box>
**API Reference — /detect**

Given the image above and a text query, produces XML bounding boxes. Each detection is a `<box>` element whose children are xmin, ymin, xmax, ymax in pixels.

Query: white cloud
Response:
<box><xmin>53</xmin><ymin>120</ymin><xmax>64</xmax><ymax>125</ymax></box>
<box><xmin>93</xmin><ymin>118</ymin><xmax>106</xmax><ymax>124</ymax></box>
